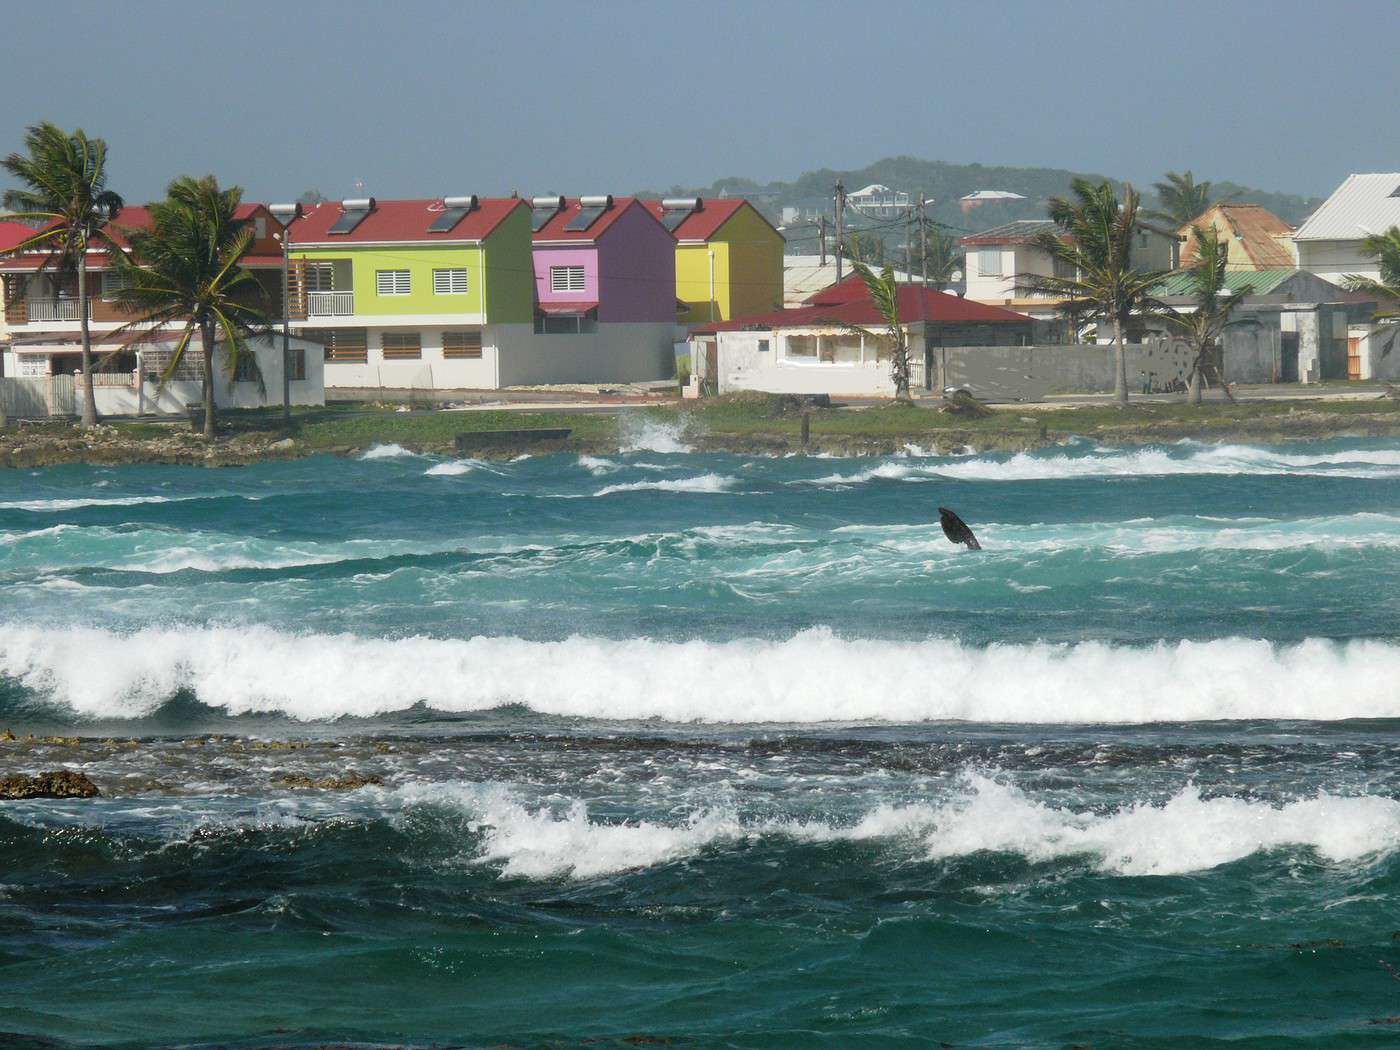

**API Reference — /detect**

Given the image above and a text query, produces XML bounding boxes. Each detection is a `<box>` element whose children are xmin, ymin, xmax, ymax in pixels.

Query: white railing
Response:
<box><xmin>25</xmin><ymin>298</ymin><xmax>88</xmax><ymax>321</ymax></box>
<box><xmin>308</xmin><ymin>290</ymin><xmax>354</xmax><ymax>316</ymax></box>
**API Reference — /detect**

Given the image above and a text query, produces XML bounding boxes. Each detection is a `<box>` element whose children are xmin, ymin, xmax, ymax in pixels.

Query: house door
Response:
<box><xmin>705</xmin><ymin>343</ymin><xmax>718</xmax><ymax>395</ymax></box>
<box><xmin>1280</xmin><ymin>333</ymin><xmax>1299</xmax><ymax>383</ymax></box>
<box><xmin>1348</xmin><ymin>337</ymin><xmax>1362</xmax><ymax>380</ymax></box>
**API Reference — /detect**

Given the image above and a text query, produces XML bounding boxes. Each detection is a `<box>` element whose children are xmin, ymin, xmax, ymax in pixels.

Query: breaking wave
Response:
<box><xmin>5</xmin><ymin>624</ymin><xmax>1400</xmax><ymax>724</ymax></box>
<box><xmin>358</xmin><ymin>443</ymin><xmax>418</xmax><ymax>460</ymax></box>
<box><xmin>799</xmin><ymin>443</ymin><xmax>1400</xmax><ymax>485</ymax></box>
<box><xmin>394</xmin><ymin>774</ymin><xmax>1400</xmax><ymax>880</ymax></box>
<box><xmin>594</xmin><ymin>474</ymin><xmax>737</xmax><ymax>497</ymax></box>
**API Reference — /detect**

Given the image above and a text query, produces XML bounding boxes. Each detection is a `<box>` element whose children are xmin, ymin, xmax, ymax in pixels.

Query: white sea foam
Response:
<box><xmin>800</xmin><ymin>443</ymin><xmax>1400</xmax><ymax>485</ymax></box>
<box><xmin>0</xmin><ymin>495</ymin><xmax>198</xmax><ymax>512</ymax></box>
<box><xmin>7</xmin><ymin>624</ymin><xmax>1400</xmax><ymax>724</ymax></box>
<box><xmin>577</xmin><ymin>455</ymin><xmax>620</xmax><ymax>476</ymax></box>
<box><xmin>358</xmin><ymin>443</ymin><xmax>417</xmax><ymax>460</ymax></box>
<box><xmin>594</xmin><ymin>474</ymin><xmax>737</xmax><ymax>497</ymax></box>
<box><xmin>423</xmin><ymin>458</ymin><xmax>503</xmax><ymax>477</ymax></box>
<box><xmin>390</xmin><ymin>774</ymin><xmax>1400</xmax><ymax>880</ymax></box>
<box><xmin>618</xmin><ymin>418</ymin><xmax>692</xmax><ymax>454</ymax></box>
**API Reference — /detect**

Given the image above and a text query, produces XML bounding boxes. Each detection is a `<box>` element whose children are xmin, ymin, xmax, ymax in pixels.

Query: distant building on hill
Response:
<box><xmin>959</xmin><ymin>190</ymin><xmax>1027</xmax><ymax>214</ymax></box>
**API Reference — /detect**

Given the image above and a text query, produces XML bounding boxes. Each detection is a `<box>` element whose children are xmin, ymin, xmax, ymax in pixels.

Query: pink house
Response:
<box><xmin>529</xmin><ymin>196</ymin><xmax>677</xmax><ymax>331</ymax></box>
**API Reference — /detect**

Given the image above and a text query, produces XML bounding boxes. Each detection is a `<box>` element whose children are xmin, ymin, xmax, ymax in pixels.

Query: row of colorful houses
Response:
<box><xmin>0</xmin><ymin>194</ymin><xmax>786</xmax><ymax>394</ymax></box>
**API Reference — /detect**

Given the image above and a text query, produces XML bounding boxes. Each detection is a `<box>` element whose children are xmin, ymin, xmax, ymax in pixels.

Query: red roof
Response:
<box><xmin>0</xmin><ymin>221</ymin><xmax>36</xmax><ymax>253</ymax></box>
<box><xmin>531</xmin><ymin>198</ymin><xmax>649</xmax><ymax>242</ymax></box>
<box><xmin>637</xmin><ymin>198</ymin><xmax>761</xmax><ymax>242</ymax></box>
<box><xmin>289</xmin><ymin>198</ymin><xmax>524</xmax><ymax>244</ymax></box>
<box><xmin>693</xmin><ymin>281</ymin><xmax>1032</xmax><ymax>334</ymax></box>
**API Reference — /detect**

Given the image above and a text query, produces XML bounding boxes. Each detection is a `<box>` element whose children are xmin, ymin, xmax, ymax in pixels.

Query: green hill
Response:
<box><xmin>636</xmin><ymin>156</ymin><xmax>1324</xmax><ymax>257</ymax></box>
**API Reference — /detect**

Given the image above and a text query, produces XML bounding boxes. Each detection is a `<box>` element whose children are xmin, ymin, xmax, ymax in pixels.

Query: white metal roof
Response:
<box><xmin>1293</xmin><ymin>173</ymin><xmax>1400</xmax><ymax>241</ymax></box>
<box><xmin>783</xmin><ymin>255</ymin><xmax>917</xmax><ymax>307</ymax></box>
<box><xmin>960</xmin><ymin>189</ymin><xmax>1027</xmax><ymax>202</ymax></box>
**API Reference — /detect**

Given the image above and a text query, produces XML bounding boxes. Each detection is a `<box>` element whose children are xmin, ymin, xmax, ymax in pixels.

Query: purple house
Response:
<box><xmin>529</xmin><ymin>195</ymin><xmax>677</xmax><ymax>333</ymax></box>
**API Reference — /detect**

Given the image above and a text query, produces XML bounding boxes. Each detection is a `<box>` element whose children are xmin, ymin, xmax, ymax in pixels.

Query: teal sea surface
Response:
<box><xmin>4</xmin><ymin>429</ymin><xmax>1400</xmax><ymax>1047</ymax></box>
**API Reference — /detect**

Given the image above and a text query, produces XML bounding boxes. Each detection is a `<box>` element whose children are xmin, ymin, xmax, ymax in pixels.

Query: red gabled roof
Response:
<box><xmin>531</xmin><ymin>197</ymin><xmax>648</xmax><ymax>242</ymax></box>
<box><xmin>0</xmin><ymin>221</ymin><xmax>36</xmax><ymax>253</ymax></box>
<box><xmin>289</xmin><ymin>198</ymin><xmax>525</xmax><ymax>245</ymax></box>
<box><xmin>693</xmin><ymin>282</ymin><xmax>1032</xmax><ymax>334</ymax></box>
<box><xmin>637</xmin><ymin>198</ymin><xmax>766</xmax><ymax>242</ymax></box>
<box><xmin>0</xmin><ymin>204</ymin><xmax>283</xmax><ymax>266</ymax></box>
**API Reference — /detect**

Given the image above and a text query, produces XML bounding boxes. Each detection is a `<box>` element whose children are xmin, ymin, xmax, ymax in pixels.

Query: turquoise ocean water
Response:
<box><xmin>5</xmin><ymin>427</ymin><xmax>1400</xmax><ymax>1047</ymax></box>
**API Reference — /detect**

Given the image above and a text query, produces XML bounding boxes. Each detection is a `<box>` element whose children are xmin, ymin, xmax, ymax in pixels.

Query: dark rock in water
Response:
<box><xmin>0</xmin><ymin>770</ymin><xmax>100</xmax><ymax>800</ymax></box>
<box><xmin>273</xmin><ymin>772</ymin><xmax>384</xmax><ymax>791</ymax></box>
<box><xmin>938</xmin><ymin>506</ymin><xmax>982</xmax><ymax>550</ymax></box>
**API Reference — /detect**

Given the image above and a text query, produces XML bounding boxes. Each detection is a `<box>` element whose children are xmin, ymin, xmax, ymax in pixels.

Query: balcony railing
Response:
<box><xmin>307</xmin><ymin>290</ymin><xmax>354</xmax><ymax>317</ymax></box>
<box><xmin>25</xmin><ymin>298</ymin><xmax>89</xmax><ymax>322</ymax></box>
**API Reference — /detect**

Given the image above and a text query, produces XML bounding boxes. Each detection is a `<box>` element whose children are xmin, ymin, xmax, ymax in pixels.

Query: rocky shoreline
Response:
<box><xmin>4</xmin><ymin>405</ymin><xmax>1400</xmax><ymax>467</ymax></box>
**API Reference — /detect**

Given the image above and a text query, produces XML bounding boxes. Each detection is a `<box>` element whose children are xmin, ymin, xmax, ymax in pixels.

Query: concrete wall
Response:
<box><xmin>939</xmin><ymin>340</ymin><xmax>1195</xmax><ymax>400</ymax></box>
<box><xmin>495</xmin><ymin>322</ymin><xmax>675</xmax><ymax>386</ymax></box>
<box><xmin>1355</xmin><ymin>324</ymin><xmax>1400</xmax><ymax>380</ymax></box>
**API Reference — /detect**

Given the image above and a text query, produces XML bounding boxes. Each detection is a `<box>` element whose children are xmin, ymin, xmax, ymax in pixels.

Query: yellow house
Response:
<box><xmin>643</xmin><ymin>198</ymin><xmax>784</xmax><ymax>325</ymax></box>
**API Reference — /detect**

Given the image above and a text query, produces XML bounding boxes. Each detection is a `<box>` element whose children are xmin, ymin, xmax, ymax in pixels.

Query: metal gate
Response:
<box><xmin>0</xmin><ymin>374</ymin><xmax>77</xmax><ymax>418</ymax></box>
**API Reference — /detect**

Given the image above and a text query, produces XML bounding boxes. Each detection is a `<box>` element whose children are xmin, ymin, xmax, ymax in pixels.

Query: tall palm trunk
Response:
<box><xmin>1188</xmin><ymin>347</ymin><xmax>1204</xmax><ymax>405</ymax></box>
<box><xmin>1113</xmin><ymin>314</ymin><xmax>1128</xmax><ymax>405</ymax></box>
<box><xmin>77</xmin><ymin>249</ymin><xmax>98</xmax><ymax>427</ymax></box>
<box><xmin>200</xmin><ymin>320</ymin><xmax>217</xmax><ymax>439</ymax></box>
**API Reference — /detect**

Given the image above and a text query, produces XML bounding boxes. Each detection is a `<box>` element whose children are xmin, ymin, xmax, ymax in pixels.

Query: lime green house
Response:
<box><xmin>287</xmin><ymin>197</ymin><xmax>535</xmax><ymax>390</ymax></box>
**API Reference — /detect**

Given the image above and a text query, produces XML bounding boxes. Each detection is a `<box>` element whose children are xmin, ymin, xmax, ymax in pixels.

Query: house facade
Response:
<box><xmin>526</xmin><ymin>195</ymin><xmax>676</xmax><ymax>385</ymax></box>
<box><xmin>0</xmin><ymin>204</ymin><xmax>325</xmax><ymax>414</ymax></box>
<box><xmin>1293</xmin><ymin>173</ymin><xmax>1400</xmax><ymax>284</ymax></box>
<box><xmin>286</xmin><ymin>196</ymin><xmax>537</xmax><ymax>391</ymax></box>
<box><xmin>961</xmin><ymin>218</ymin><xmax>1182</xmax><ymax>323</ymax></box>
<box><xmin>687</xmin><ymin>275</ymin><xmax>1034</xmax><ymax>396</ymax></box>
<box><xmin>640</xmin><ymin>198</ymin><xmax>785</xmax><ymax>325</ymax></box>
<box><xmin>1178</xmin><ymin>202</ymin><xmax>1295</xmax><ymax>271</ymax></box>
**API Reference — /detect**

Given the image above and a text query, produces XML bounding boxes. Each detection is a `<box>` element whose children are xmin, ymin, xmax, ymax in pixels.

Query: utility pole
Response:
<box><xmin>905</xmin><ymin>201</ymin><xmax>914</xmax><ymax>280</ymax></box>
<box><xmin>834</xmin><ymin>180</ymin><xmax>846</xmax><ymax>281</ymax></box>
<box><xmin>817</xmin><ymin>214</ymin><xmax>827</xmax><ymax>266</ymax></box>
<box><xmin>919</xmin><ymin>193</ymin><xmax>929</xmax><ymax>288</ymax></box>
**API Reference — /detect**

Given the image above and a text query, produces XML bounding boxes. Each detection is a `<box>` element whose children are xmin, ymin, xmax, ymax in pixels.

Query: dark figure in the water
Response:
<box><xmin>938</xmin><ymin>506</ymin><xmax>981</xmax><ymax>550</ymax></box>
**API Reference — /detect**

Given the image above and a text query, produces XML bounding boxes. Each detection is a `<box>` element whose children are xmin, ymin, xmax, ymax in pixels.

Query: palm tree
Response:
<box><xmin>1018</xmin><ymin>179</ymin><xmax>1171</xmax><ymax>405</ymax></box>
<box><xmin>1343</xmin><ymin>227</ymin><xmax>1400</xmax><ymax>363</ymax></box>
<box><xmin>1163</xmin><ymin>225</ymin><xmax>1247</xmax><ymax>405</ymax></box>
<box><xmin>842</xmin><ymin>231</ymin><xmax>886</xmax><ymax>265</ymax></box>
<box><xmin>106</xmin><ymin>176</ymin><xmax>272</xmax><ymax>438</ymax></box>
<box><xmin>1</xmin><ymin>122</ymin><xmax>123</xmax><ymax>428</ymax></box>
<box><xmin>1147</xmin><ymin>170</ymin><xmax>1215</xmax><ymax>227</ymax></box>
<box><xmin>850</xmin><ymin>261</ymin><xmax>913</xmax><ymax>401</ymax></box>
<box><xmin>919</xmin><ymin>224</ymin><xmax>963</xmax><ymax>292</ymax></box>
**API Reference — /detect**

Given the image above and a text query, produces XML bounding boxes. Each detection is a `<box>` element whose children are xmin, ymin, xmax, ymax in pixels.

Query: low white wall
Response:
<box><xmin>941</xmin><ymin>341</ymin><xmax>1194</xmax><ymax>399</ymax></box>
<box><xmin>93</xmin><ymin>335</ymin><xmax>324</xmax><ymax>416</ymax></box>
<box><xmin>321</xmin><ymin>325</ymin><xmax>499</xmax><ymax>391</ymax></box>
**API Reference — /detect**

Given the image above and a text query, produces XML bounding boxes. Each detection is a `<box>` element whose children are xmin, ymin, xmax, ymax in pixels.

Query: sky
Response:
<box><xmin>2</xmin><ymin>0</ymin><xmax>1395</xmax><ymax>205</ymax></box>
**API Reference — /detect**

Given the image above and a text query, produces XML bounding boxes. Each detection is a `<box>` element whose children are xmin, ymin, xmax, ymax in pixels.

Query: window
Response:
<box><xmin>977</xmin><ymin>248</ymin><xmax>1002</xmax><ymax>277</ymax></box>
<box><xmin>433</xmin><ymin>269</ymin><xmax>468</xmax><ymax>295</ymax></box>
<box><xmin>533</xmin><ymin>314</ymin><xmax>595</xmax><ymax>335</ymax></box>
<box><xmin>550</xmin><ymin>265</ymin><xmax>585</xmax><ymax>293</ymax></box>
<box><xmin>376</xmin><ymin>270</ymin><xmax>410</xmax><ymax>296</ymax></box>
<box><xmin>304</xmin><ymin>328</ymin><xmax>367</xmax><ymax>363</ymax></box>
<box><xmin>101</xmin><ymin>272</ymin><xmax>132</xmax><ymax>299</ymax></box>
<box><xmin>381</xmin><ymin>331</ymin><xmax>421</xmax><ymax>359</ymax></box>
<box><xmin>442</xmin><ymin>330</ymin><xmax>483</xmax><ymax>359</ymax></box>
<box><xmin>287</xmin><ymin>348</ymin><xmax>306</xmax><ymax>381</ymax></box>
<box><xmin>757</xmin><ymin>339</ymin><xmax>770</xmax><ymax>353</ymax></box>
<box><xmin>785</xmin><ymin>334</ymin><xmax>817</xmax><ymax>359</ymax></box>
<box><xmin>1053</xmin><ymin>255</ymin><xmax>1076</xmax><ymax>279</ymax></box>
<box><xmin>304</xmin><ymin>262</ymin><xmax>335</xmax><ymax>292</ymax></box>
<box><xmin>233</xmin><ymin>353</ymin><xmax>259</xmax><ymax>383</ymax></box>
<box><xmin>254</xmin><ymin>217</ymin><xmax>267</xmax><ymax>239</ymax></box>
<box><xmin>820</xmin><ymin>334</ymin><xmax>862</xmax><ymax>364</ymax></box>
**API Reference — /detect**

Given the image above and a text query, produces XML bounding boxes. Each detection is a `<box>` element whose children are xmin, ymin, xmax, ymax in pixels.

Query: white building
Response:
<box><xmin>1293</xmin><ymin>173</ymin><xmax>1400</xmax><ymax>284</ymax></box>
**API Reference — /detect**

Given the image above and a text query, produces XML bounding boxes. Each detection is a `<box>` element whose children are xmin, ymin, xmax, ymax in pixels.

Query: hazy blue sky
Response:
<box><xmin>3</xmin><ymin>0</ymin><xmax>1395</xmax><ymax>204</ymax></box>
